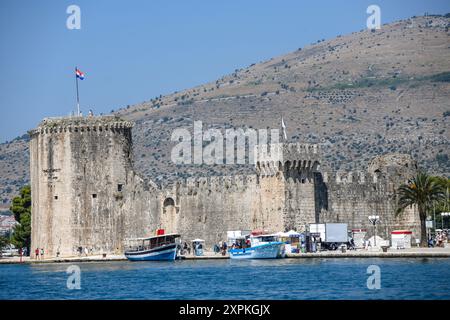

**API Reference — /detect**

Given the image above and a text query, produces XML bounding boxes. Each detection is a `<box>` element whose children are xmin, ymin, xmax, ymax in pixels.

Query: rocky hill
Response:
<box><xmin>0</xmin><ymin>15</ymin><xmax>449</xmax><ymax>205</ymax></box>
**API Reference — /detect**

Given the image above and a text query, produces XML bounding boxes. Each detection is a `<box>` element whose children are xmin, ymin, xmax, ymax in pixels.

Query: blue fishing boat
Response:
<box><xmin>229</xmin><ymin>234</ymin><xmax>285</xmax><ymax>259</ymax></box>
<box><xmin>124</xmin><ymin>233</ymin><xmax>181</xmax><ymax>261</ymax></box>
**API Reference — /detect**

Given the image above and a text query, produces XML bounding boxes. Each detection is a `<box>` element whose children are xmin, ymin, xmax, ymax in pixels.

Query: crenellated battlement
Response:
<box><xmin>168</xmin><ymin>174</ymin><xmax>258</xmax><ymax>195</ymax></box>
<box><xmin>28</xmin><ymin>115</ymin><xmax>134</xmax><ymax>136</ymax></box>
<box><xmin>322</xmin><ymin>170</ymin><xmax>383</xmax><ymax>185</ymax></box>
<box><xmin>255</xmin><ymin>143</ymin><xmax>320</xmax><ymax>176</ymax></box>
<box><xmin>321</xmin><ymin>152</ymin><xmax>415</xmax><ymax>189</ymax></box>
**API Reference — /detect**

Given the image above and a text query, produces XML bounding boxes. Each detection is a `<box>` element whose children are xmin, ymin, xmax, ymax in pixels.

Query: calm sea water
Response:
<box><xmin>1</xmin><ymin>258</ymin><xmax>449</xmax><ymax>300</ymax></box>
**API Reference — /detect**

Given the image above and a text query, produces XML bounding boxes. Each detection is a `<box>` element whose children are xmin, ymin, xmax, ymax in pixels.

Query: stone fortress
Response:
<box><xmin>29</xmin><ymin>116</ymin><xmax>420</xmax><ymax>258</ymax></box>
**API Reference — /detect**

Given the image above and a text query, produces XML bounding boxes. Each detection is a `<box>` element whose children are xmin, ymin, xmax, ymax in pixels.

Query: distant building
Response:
<box><xmin>0</xmin><ymin>215</ymin><xmax>18</xmax><ymax>236</ymax></box>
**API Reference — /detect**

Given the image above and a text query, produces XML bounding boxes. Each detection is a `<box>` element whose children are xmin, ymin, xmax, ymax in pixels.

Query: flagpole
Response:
<box><xmin>75</xmin><ymin>67</ymin><xmax>80</xmax><ymax>116</ymax></box>
<box><xmin>281</xmin><ymin>115</ymin><xmax>283</xmax><ymax>142</ymax></box>
<box><xmin>281</xmin><ymin>115</ymin><xmax>287</xmax><ymax>141</ymax></box>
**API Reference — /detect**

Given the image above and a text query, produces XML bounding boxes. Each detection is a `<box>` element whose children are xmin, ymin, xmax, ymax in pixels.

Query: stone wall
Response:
<box><xmin>30</xmin><ymin>125</ymin><xmax>74</xmax><ymax>257</ymax></box>
<box><xmin>162</xmin><ymin>175</ymin><xmax>258</xmax><ymax>246</ymax></box>
<box><xmin>319</xmin><ymin>170</ymin><xmax>420</xmax><ymax>240</ymax></box>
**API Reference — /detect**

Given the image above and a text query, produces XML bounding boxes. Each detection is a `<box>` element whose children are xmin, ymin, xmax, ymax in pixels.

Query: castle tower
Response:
<box><xmin>255</xmin><ymin>143</ymin><xmax>321</xmax><ymax>232</ymax></box>
<box><xmin>29</xmin><ymin>116</ymin><xmax>134</xmax><ymax>258</ymax></box>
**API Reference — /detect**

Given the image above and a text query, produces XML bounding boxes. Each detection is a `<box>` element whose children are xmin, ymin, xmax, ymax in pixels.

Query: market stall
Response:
<box><xmin>391</xmin><ymin>230</ymin><xmax>412</xmax><ymax>249</ymax></box>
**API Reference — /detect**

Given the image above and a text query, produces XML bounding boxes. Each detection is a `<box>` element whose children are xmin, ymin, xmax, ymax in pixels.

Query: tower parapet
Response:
<box><xmin>255</xmin><ymin>143</ymin><xmax>320</xmax><ymax>176</ymax></box>
<box><xmin>28</xmin><ymin>115</ymin><xmax>133</xmax><ymax>136</ymax></box>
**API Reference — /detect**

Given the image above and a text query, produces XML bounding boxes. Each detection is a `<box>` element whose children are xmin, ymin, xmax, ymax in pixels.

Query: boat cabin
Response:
<box><xmin>251</xmin><ymin>235</ymin><xmax>278</xmax><ymax>246</ymax></box>
<box><xmin>231</xmin><ymin>236</ymin><xmax>251</xmax><ymax>249</ymax></box>
<box><xmin>231</xmin><ymin>234</ymin><xmax>279</xmax><ymax>249</ymax></box>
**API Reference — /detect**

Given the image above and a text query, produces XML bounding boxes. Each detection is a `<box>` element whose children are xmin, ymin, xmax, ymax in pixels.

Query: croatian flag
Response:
<box><xmin>76</xmin><ymin>68</ymin><xmax>85</xmax><ymax>80</ymax></box>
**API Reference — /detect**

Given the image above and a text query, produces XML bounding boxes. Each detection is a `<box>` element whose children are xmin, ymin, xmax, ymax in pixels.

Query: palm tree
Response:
<box><xmin>396</xmin><ymin>172</ymin><xmax>446</xmax><ymax>247</ymax></box>
<box><xmin>434</xmin><ymin>176</ymin><xmax>450</xmax><ymax>228</ymax></box>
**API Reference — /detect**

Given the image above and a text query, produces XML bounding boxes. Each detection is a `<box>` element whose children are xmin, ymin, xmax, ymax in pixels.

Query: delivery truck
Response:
<box><xmin>309</xmin><ymin>223</ymin><xmax>350</xmax><ymax>250</ymax></box>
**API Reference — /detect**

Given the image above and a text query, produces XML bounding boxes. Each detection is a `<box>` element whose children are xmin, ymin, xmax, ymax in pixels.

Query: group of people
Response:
<box><xmin>213</xmin><ymin>241</ymin><xmax>228</xmax><ymax>256</ymax></box>
<box><xmin>180</xmin><ymin>241</ymin><xmax>206</xmax><ymax>255</ymax></box>
<box><xmin>181</xmin><ymin>242</ymin><xmax>193</xmax><ymax>255</ymax></box>
<box><xmin>429</xmin><ymin>230</ymin><xmax>448</xmax><ymax>247</ymax></box>
<box><xmin>77</xmin><ymin>246</ymin><xmax>92</xmax><ymax>256</ymax></box>
<box><xmin>34</xmin><ymin>248</ymin><xmax>44</xmax><ymax>260</ymax></box>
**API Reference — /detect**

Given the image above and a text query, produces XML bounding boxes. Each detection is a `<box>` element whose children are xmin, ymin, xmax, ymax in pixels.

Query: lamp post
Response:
<box><xmin>433</xmin><ymin>204</ymin><xmax>436</xmax><ymax>233</ymax></box>
<box><xmin>368</xmin><ymin>215</ymin><xmax>380</xmax><ymax>247</ymax></box>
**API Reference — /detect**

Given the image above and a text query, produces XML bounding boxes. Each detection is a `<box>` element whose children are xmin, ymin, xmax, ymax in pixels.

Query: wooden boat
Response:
<box><xmin>124</xmin><ymin>233</ymin><xmax>181</xmax><ymax>261</ymax></box>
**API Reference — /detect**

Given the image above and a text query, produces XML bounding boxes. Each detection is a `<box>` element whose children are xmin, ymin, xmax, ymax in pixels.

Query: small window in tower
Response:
<box><xmin>118</xmin><ymin>184</ymin><xmax>123</xmax><ymax>192</ymax></box>
<box><xmin>54</xmin><ymin>195</ymin><xmax>58</xmax><ymax>200</ymax></box>
<box><xmin>92</xmin><ymin>194</ymin><xmax>97</xmax><ymax>199</ymax></box>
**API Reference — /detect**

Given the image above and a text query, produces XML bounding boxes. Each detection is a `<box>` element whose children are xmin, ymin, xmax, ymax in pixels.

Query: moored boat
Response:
<box><xmin>124</xmin><ymin>233</ymin><xmax>181</xmax><ymax>261</ymax></box>
<box><xmin>229</xmin><ymin>234</ymin><xmax>285</xmax><ymax>259</ymax></box>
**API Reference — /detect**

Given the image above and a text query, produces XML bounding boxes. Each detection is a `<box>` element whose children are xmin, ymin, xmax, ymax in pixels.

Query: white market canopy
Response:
<box><xmin>273</xmin><ymin>231</ymin><xmax>284</xmax><ymax>237</ymax></box>
<box><xmin>277</xmin><ymin>230</ymin><xmax>301</xmax><ymax>237</ymax></box>
<box><xmin>286</xmin><ymin>230</ymin><xmax>301</xmax><ymax>237</ymax></box>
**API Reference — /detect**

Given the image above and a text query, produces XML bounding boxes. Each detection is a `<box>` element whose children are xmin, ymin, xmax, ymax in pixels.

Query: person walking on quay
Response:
<box><xmin>84</xmin><ymin>247</ymin><xmax>89</xmax><ymax>256</ymax></box>
<box><xmin>311</xmin><ymin>236</ymin><xmax>317</xmax><ymax>253</ymax></box>
<box><xmin>349</xmin><ymin>238</ymin><xmax>355</xmax><ymax>250</ymax></box>
<box><xmin>35</xmin><ymin>248</ymin><xmax>40</xmax><ymax>260</ymax></box>
<box><xmin>428</xmin><ymin>236</ymin><xmax>434</xmax><ymax>248</ymax></box>
<box><xmin>221</xmin><ymin>241</ymin><xmax>228</xmax><ymax>256</ymax></box>
<box><xmin>213</xmin><ymin>243</ymin><xmax>220</xmax><ymax>255</ymax></box>
<box><xmin>194</xmin><ymin>242</ymin><xmax>199</xmax><ymax>256</ymax></box>
<box><xmin>40</xmin><ymin>248</ymin><xmax>44</xmax><ymax>260</ymax></box>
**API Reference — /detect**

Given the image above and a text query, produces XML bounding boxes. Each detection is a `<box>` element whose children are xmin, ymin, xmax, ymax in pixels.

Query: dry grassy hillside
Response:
<box><xmin>0</xmin><ymin>15</ymin><xmax>449</xmax><ymax>204</ymax></box>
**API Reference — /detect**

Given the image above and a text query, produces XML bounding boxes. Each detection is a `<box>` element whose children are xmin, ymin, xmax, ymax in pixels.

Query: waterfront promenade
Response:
<box><xmin>1</xmin><ymin>247</ymin><xmax>449</xmax><ymax>264</ymax></box>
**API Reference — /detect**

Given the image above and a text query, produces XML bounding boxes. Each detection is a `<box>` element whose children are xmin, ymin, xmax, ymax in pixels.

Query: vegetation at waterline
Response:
<box><xmin>9</xmin><ymin>185</ymin><xmax>31</xmax><ymax>254</ymax></box>
<box><xmin>0</xmin><ymin>235</ymin><xmax>9</xmax><ymax>252</ymax></box>
<box><xmin>433</xmin><ymin>177</ymin><xmax>450</xmax><ymax>227</ymax></box>
<box><xmin>396</xmin><ymin>172</ymin><xmax>449</xmax><ymax>246</ymax></box>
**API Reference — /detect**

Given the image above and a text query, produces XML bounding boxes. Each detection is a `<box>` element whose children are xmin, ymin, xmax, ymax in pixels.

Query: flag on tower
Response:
<box><xmin>74</xmin><ymin>67</ymin><xmax>85</xmax><ymax>116</ymax></box>
<box><xmin>281</xmin><ymin>117</ymin><xmax>287</xmax><ymax>141</ymax></box>
<box><xmin>75</xmin><ymin>68</ymin><xmax>85</xmax><ymax>80</ymax></box>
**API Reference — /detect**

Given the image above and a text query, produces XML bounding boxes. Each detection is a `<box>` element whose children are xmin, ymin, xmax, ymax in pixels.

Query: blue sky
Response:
<box><xmin>0</xmin><ymin>0</ymin><xmax>449</xmax><ymax>142</ymax></box>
